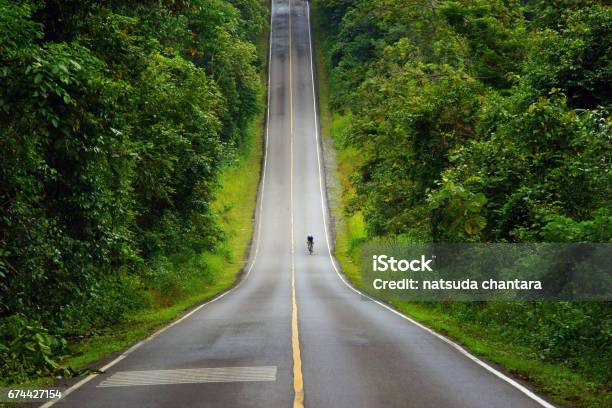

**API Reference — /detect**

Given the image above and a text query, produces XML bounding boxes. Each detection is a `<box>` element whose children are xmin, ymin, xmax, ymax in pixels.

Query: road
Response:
<box><xmin>46</xmin><ymin>1</ymin><xmax>555</xmax><ymax>407</ymax></box>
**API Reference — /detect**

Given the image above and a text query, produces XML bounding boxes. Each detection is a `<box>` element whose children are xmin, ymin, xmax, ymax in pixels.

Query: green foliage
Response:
<box><xmin>316</xmin><ymin>0</ymin><xmax>612</xmax><ymax>389</ymax></box>
<box><xmin>349</xmin><ymin>62</ymin><xmax>483</xmax><ymax>236</ymax></box>
<box><xmin>0</xmin><ymin>315</ymin><xmax>66</xmax><ymax>383</ymax></box>
<box><xmin>440</xmin><ymin>94</ymin><xmax>611</xmax><ymax>242</ymax></box>
<box><xmin>439</xmin><ymin>0</ymin><xmax>526</xmax><ymax>88</ymax></box>
<box><xmin>0</xmin><ymin>0</ymin><xmax>267</xmax><ymax>384</ymax></box>
<box><xmin>316</xmin><ymin>0</ymin><xmax>611</xmax><ymax>242</ymax></box>
<box><xmin>523</xmin><ymin>4</ymin><xmax>612</xmax><ymax>109</ymax></box>
<box><xmin>132</xmin><ymin>53</ymin><xmax>224</xmax><ymax>256</ymax></box>
<box><xmin>185</xmin><ymin>0</ymin><xmax>263</xmax><ymax>144</ymax></box>
<box><xmin>537</xmin><ymin>210</ymin><xmax>612</xmax><ymax>243</ymax></box>
<box><xmin>428</xmin><ymin>177</ymin><xmax>488</xmax><ymax>241</ymax></box>
<box><xmin>525</xmin><ymin>0</ymin><xmax>604</xmax><ymax>29</ymax></box>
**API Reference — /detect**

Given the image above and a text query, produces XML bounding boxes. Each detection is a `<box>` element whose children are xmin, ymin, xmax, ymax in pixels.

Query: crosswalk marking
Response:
<box><xmin>96</xmin><ymin>366</ymin><xmax>277</xmax><ymax>387</ymax></box>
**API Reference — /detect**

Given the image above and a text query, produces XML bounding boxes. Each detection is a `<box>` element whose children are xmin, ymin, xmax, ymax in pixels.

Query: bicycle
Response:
<box><xmin>307</xmin><ymin>236</ymin><xmax>314</xmax><ymax>255</ymax></box>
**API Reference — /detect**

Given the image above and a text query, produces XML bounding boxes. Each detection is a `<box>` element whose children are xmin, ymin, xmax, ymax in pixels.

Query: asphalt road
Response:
<box><xmin>45</xmin><ymin>1</ymin><xmax>555</xmax><ymax>407</ymax></box>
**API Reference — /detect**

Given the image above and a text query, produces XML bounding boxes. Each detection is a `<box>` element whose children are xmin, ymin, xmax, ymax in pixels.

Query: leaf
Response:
<box><xmin>473</xmin><ymin>193</ymin><xmax>487</xmax><ymax>206</ymax></box>
<box><xmin>464</xmin><ymin>216</ymin><xmax>486</xmax><ymax>235</ymax></box>
<box><xmin>43</xmin><ymin>354</ymin><xmax>59</xmax><ymax>368</ymax></box>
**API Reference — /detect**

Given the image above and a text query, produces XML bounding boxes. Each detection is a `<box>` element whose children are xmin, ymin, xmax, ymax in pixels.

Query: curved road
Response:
<box><xmin>46</xmin><ymin>1</ymin><xmax>555</xmax><ymax>407</ymax></box>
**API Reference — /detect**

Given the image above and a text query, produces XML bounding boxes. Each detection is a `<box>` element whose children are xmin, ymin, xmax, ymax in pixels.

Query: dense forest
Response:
<box><xmin>0</xmin><ymin>0</ymin><xmax>266</xmax><ymax>383</ymax></box>
<box><xmin>314</xmin><ymin>0</ymin><xmax>611</xmax><ymax>399</ymax></box>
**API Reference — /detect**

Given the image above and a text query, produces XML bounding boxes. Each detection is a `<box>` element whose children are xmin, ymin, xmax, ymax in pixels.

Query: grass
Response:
<box><xmin>310</xmin><ymin>5</ymin><xmax>610</xmax><ymax>408</ymax></box>
<box><xmin>312</xmin><ymin>19</ymin><xmax>365</xmax><ymax>287</ymax></box>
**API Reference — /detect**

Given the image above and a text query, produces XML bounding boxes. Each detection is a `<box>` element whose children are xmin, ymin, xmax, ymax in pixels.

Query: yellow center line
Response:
<box><xmin>289</xmin><ymin>0</ymin><xmax>304</xmax><ymax>407</ymax></box>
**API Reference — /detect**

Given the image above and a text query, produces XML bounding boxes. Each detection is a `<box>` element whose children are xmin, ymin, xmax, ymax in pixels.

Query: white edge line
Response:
<box><xmin>39</xmin><ymin>8</ymin><xmax>276</xmax><ymax>408</ymax></box>
<box><xmin>304</xmin><ymin>4</ymin><xmax>556</xmax><ymax>408</ymax></box>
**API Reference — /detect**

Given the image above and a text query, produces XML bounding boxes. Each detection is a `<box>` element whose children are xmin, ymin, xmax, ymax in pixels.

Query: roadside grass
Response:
<box><xmin>311</xmin><ymin>5</ymin><xmax>610</xmax><ymax>408</ymax></box>
<box><xmin>10</xmin><ymin>26</ymin><xmax>269</xmax><ymax>393</ymax></box>
<box><xmin>312</xmin><ymin>20</ymin><xmax>365</xmax><ymax>287</ymax></box>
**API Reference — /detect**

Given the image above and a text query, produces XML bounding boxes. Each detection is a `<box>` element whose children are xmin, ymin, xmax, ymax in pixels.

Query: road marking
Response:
<box><xmin>40</xmin><ymin>6</ymin><xmax>277</xmax><ymax>407</ymax></box>
<box><xmin>96</xmin><ymin>366</ymin><xmax>277</xmax><ymax>387</ymax></box>
<box><xmin>288</xmin><ymin>1</ymin><xmax>305</xmax><ymax>407</ymax></box>
<box><xmin>303</xmin><ymin>4</ymin><xmax>556</xmax><ymax>408</ymax></box>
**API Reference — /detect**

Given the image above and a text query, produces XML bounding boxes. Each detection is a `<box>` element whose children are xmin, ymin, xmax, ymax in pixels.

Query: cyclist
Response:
<box><xmin>306</xmin><ymin>235</ymin><xmax>314</xmax><ymax>255</ymax></box>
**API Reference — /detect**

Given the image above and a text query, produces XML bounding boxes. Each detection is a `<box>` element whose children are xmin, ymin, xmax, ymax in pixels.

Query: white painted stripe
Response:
<box><xmin>305</xmin><ymin>4</ymin><xmax>556</xmax><ymax>408</ymax></box>
<box><xmin>97</xmin><ymin>366</ymin><xmax>277</xmax><ymax>387</ymax></box>
<box><xmin>40</xmin><ymin>7</ymin><xmax>277</xmax><ymax>407</ymax></box>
